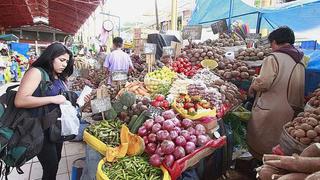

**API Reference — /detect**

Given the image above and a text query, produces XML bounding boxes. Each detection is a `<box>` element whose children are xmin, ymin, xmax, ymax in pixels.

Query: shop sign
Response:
<box><xmin>144</xmin><ymin>43</ymin><xmax>157</xmax><ymax>54</ymax></box>
<box><xmin>182</xmin><ymin>25</ymin><xmax>202</xmax><ymax>40</ymax></box>
<box><xmin>211</xmin><ymin>20</ymin><xmax>228</xmax><ymax>34</ymax></box>
<box><xmin>163</xmin><ymin>46</ymin><xmax>174</xmax><ymax>56</ymax></box>
<box><xmin>91</xmin><ymin>97</ymin><xmax>112</xmax><ymax>114</ymax></box>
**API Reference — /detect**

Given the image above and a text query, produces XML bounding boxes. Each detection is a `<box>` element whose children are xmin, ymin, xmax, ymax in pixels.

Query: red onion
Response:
<box><xmin>146</xmin><ymin>143</ymin><xmax>157</xmax><ymax>154</ymax></box>
<box><xmin>156</xmin><ymin>130</ymin><xmax>170</xmax><ymax>141</ymax></box>
<box><xmin>148</xmin><ymin>133</ymin><xmax>157</xmax><ymax>142</ymax></box>
<box><xmin>144</xmin><ymin>119</ymin><xmax>154</xmax><ymax>130</ymax></box>
<box><xmin>161</xmin><ymin>140</ymin><xmax>175</xmax><ymax>154</ymax></box>
<box><xmin>195</xmin><ymin>124</ymin><xmax>206</xmax><ymax>136</ymax></box>
<box><xmin>163</xmin><ymin>154</ymin><xmax>175</xmax><ymax>167</ymax></box>
<box><xmin>185</xmin><ymin>142</ymin><xmax>196</xmax><ymax>154</ymax></box>
<box><xmin>173</xmin><ymin>127</ymin><xmax>182</xmax><ymax>134</ymax></box>
<box><xmin>182</xmin><ymin>119</ymin><xmax>193</xmax><ymax>128</ymax></box>
<box><xmin>170</xmin><ymin>118</ymin><xmax>181</xmax><ymax>127</ymax></box>
<box><xmin>189</xmin><ymin>135</ymin><xmax>197</xmax><ymax>144</ymax></box>
<box><xmin>138</xmin><ymin>126</ymin><xmax>148</xmax><ymax>136</ymax></box>
<box><xmin>149</xmin><ymin>154</ymin><xmax>162</xmax><ymax>167</ymax></box>
<box><xmin>180</xmin><ymin>130</ymin><xmax>191</xmax><ymax>141</ymax></box>
<box><xmin>169</xmin><ymin>130</ymin><xmax>179</xmax><ymax>140</ymax></box>
<box><xmin>173</xmin><ymin>146</ymin><xmax>186</xmax><ymax>160</ymax></box>
<box><xmin>175</xmin><ymin>136</ymin><xmax>187</xmax><ymax>146</ymax></box>
<box><xmin>154</xmin><ymin>116</ymin><xmax>165</xmax><ymax>124</ymax></box>
<box><xmin>187</xmin><ymin>127</ymin><xmax>195</xmax><ymax>135</ymax></box>
<box><xmin>152</xmin><ymin>123</ymin><xmax>162</xmax><ymax>133</ymax></box>
<box><xmin>155</xmin><ymin>146</ymin><xmax>164</xmax><ymax>156</ymax></box>
<box><xmin>163</xmin><ymin>120</ymin><xmax>175</xmax><ymax>131</ymax></box>
<box><xmin>197</xmin><ymin>135</ymin><xmax>210</xmax><ymax>147</ymax></box>
<box><xmin>161</xmin><ymin>110</ymin><xmax>175</xmax><ymax>120</ymax></box>
<box><xmin>143</xmin><ymin>136</ymin><xmax>149</xmax><ymax>145</ymax></box>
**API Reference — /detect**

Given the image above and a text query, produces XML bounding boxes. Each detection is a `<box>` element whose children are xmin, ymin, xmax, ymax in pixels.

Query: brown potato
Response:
<box><xmin>240</xmin><ymin>72</ymin><xmax>250</xmax><ymax>79</ymax></box>
<box><xmin>307</xmin><ymin>130</ymin><xmax>318</xmax><ymax>139</ymax></box>
<box><xmin>307</xmin><ymin>117</ymin><xmax>318</xmax><ymax>127</ymax></box>
<box><xmin>294</xmin><ymin>129</ymin><xmax>306</xmax><ymax>138</ymax></box>
<box><xmin>314</xmin><ymin>125</ymin><xmax>320</xmax><ymax>134</ymax></box>
<box><xmin>300</xmin><ymin>137</ymin><xmax>312</xmax><ymax>145</ymax></box>
<box><xmin>301</xmin><ymin>123</ymin><xmax>313</xmax><ymax>131</ymax></box>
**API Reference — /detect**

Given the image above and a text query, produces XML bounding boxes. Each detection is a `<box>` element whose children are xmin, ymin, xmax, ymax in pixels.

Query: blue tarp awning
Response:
<box><xmin>189</xmin><ymin>0</ymin><xmax>320</xmax><ymax>33</ymax></box>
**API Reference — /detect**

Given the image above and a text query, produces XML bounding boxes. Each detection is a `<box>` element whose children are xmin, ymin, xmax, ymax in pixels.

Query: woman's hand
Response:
<box><xmin>84</xmin><ymin>94</ymin><xmax>91</xmax><ymax>104</ymax></box>
<box><xmin>51</xmin><ymin>95</ymin><xmax>67</xmax><ymax>104</ymax></box>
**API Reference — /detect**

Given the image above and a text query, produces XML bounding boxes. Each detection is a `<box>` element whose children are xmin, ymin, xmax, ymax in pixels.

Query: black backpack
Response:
<box><xmin>0</xmin><ymin>67</ymin><xmax>51</xmax><ymax>178</ymax></box>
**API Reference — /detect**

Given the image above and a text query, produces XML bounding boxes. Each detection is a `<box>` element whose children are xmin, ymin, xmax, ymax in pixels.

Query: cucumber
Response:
<box><xmin>130</xmin><ymin>110</ymin><xmax>148</xmax><ymax>133</ymax></box>
<box><xmin>128</xmin><ymin>114</ymin><xmax>138</xmax><ymax>130</ymax></box>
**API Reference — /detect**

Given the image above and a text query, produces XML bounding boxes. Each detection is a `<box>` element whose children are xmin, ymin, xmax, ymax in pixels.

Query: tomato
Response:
<box><xmin>155</xmin><ymin>95</ymin><xmax>165</xmax><ymax>101</ymax></box>
<box><xmin>178</xmin><ymin>64</ymin><xmax>183</xmax><ymax>68</ymax></box>
<box><xmin>183</xmin><ymin>58</ymin><xmax>189</xmax><ymax>62</ymax></box>
<box><xmin>173</xmin><ymin>67</ymin><xmax>179</xmax><ymax>72</ymax></box>
<box><xmin>172</xmin><ymin>63</ymin><xmax>177</xmax><ymax>67</ymax></box>
<box><xmin>162</xmin><ymin>100</ymin><xmax>169</xmax><ymax>109</ymax></box>
<box><xmin>151</xmin><ymin>101</ymin><xmax>161</xmax><ymax>107</ymax></box>
<box><xmin>176</xmin><ymin>57</ymin><xmax>183</xmax><ymax>62</ymax></box>
<box><xmin>178</xmin><ymin>68</ymin><xmax>184</xmax><ymax>73</ymax></box>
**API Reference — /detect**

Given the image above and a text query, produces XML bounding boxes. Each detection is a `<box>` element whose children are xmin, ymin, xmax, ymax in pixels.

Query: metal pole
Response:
<box><xmin>228</xmin><ymin>0</ymin><xmax>233</xmax><ymax>32</ymax></box>
<box><xmin>171</xmin><ymin>0</ymin><xmax>177</xmax><ymax>30</ymax></box>
<box><xmin>155</xmin><ymin>0</ymin><xmax>160</xmax><ymax>30</ymax></box>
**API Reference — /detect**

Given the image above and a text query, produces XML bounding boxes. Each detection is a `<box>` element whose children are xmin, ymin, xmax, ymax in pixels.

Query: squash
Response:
<box><xmin>127</xmin><ymin>131</ymin><xmax>145</xmax><ymax>156</ymax></box>
<box><xmin>120</xmin><ymin>91</ymin><xmax>136</xmax><ymax>108</ymax></box>
<box><xmin>105</xmin><ymin>125</ymin><xmax>129</xmax><ymax>162</ymax></box>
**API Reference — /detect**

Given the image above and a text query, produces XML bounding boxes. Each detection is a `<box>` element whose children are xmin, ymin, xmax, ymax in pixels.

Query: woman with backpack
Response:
<box><xmin>14</xmin><ymin>42</ymin><xmax>89</xmax><ymax>180</ymax></box>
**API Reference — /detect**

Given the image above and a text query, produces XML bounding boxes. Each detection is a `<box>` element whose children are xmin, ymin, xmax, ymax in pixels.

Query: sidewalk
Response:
<box><xmin>0</xmin><ymin>83</ymin><xmax>86</xmax><ymax>180</ymax></box>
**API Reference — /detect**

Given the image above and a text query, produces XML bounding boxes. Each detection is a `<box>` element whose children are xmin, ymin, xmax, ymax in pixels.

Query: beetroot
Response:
<box><xmin>138</xmin><ymin>126</ymin><xmax>148</xmax><ymax>136</ymax></box>
<box><xmin>163</xmin><ymin>154</ymin><xmax>175</xmax><ymax>167</ymax></box>
<box><xmin>154</xmin><ymin>116</ymin><xmax>165</xmax><ymax>124</ymax></box>
<box><xmin>197</xmin><ymin>135</ymin><xmax>210</xmax><ymax>146</ymax></box>
<box><xmin>173</xmin><ymin>146</ymin><xmax>186</xmax><ymax>160</ymax></box>
<box><xmin>182</xmin><ymin>119</ymin><xmax>193</xmax><ymax>128</ymax></box>
<box><xmin>152</xmin><ymin>123</ymin><xmax>162</xmax><ymax>133</ymax></box>
<box><xmin>185</xmin><ymin>142</ymin><xmax>196</xmax><ymax>154</ymax></box>
<box><xmin>149</xmin><ymin>154</ymin><xmax>162</xmax><ymax>167</ymax></box>
<box><xmin>175</xmin><ymin>136</ymin><xmax>187</xmax><ymax>146</ymax></box>
<box><xmin>169</xmin><ymin>130</ymin><xmax>179</xmax><ymax>140</ymax></box>
<box><xmin>181</xmin><ymin>130</ymin><xmax>191</xmax><ymax>140</ymax></box>
<box><xmin>162</xmin><ymin>110</ymin><xmax>175</xmax><ymax>120</ymax></box>
<box><xmin>148</xmin><ymin>133</ymin><xmax>157</xmax><ymax>142</ymax></box>
<box><xmin>161</xmin><ymin>140</ymin><xmax>175</xmax><ymax>154</ymax></box>
<box><xmin>144</xmin><ymin>119</ymin><xmax>154</xmax><ymax>130</ymax></box>
<box><xmin>156</xmin><ymin>130</ymin><xmax>170</xmax><ymax>141</ymax></box>
<box><xmin>163</xmin><ymin>120</ymin><xmax>175</xmax><ymax>131</ymax></box>
<box><xmin>146</xmin><ymin>143</ymin><xmax>157</xmax><ymax>154</ymax></box>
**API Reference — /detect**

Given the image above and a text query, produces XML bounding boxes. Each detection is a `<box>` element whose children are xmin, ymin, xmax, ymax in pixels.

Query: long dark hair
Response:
<box><xmin>32</xmin><ymin>42</ymin><xmax>74</xmax><ymax>81</ymax></box>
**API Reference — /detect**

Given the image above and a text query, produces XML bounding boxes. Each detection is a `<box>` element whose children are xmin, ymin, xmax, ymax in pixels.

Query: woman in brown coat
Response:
<box><xmin>247</xmin><ymin>27</ymin><xmax>305</xmax><ymax>160</ymax></box>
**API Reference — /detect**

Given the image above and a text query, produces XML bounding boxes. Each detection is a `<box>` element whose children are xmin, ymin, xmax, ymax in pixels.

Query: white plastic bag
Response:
<box><xmin>60</xmin><ymin>100</ymin><xmax>80</xmax><ymax>136</ymax></box>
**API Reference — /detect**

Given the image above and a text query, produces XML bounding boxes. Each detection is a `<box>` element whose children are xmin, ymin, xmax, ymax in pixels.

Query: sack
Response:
<box><xmin>0</xmin><ymin>67</ymin><xmax>49</xmax><ymax>177</ymax></box>
<box><xmin>48</xmin><ymin>91</ymin><xmax>80</xmax><ymax>143</ymax></box>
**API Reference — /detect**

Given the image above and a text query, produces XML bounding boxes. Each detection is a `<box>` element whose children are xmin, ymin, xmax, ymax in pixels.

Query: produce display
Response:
<box><xmin>284</xmin><ymin>108</ymin><xmax>320</xmax><ymax>145</ymax></box>
<box><xmin>101</xmin><ymin>155</ymin><xmax>163</xmax><ymax>180</ymax></box>
<box><xmin>196</xmin><ymin>33</ymin><xmax>245</xmax><ymax>48</ymax></box>
<box><xmin>138</xmin><ymin>110</ymin><xmax>211</xmax><ymax>168</ymax></box>
<box><xmin>170</xmin><ymin>57</ymin><xmax>202</xmax><ymax>77</ymax></box>
<box><xmin>235</xmin><ymin>46</ymin><xmax>272</xmax><ymax>61</ymax></box>
<box><xmin>117</xmin><ymin>81</ymin><xmax>150</xmax><ymax>98</ymax></box>
<box><xmin>215</xmin><ymin>59</ymin><xmax>257</xmax><ymax>81</ymax></box>
<box><xmin>144</xmin><ymin>67</ymin><xmax>176</xmax><ymax>93</ymax></box>
<box><xmin>174</xmin><ymin>93</ymin><xmax>214</xmax><ymax>116</ymax></box>
<box><xmin>86</xmin><ymin>120</ymin><xmax>122</xmax><ymax>147</ymax></box>
<box><xmin>181</xmin><ymin>45</ymin><xmax>225</xmax><ymax>64</ymax></box>
<box><xmin>308</xmin><ymin>88</ymin><xmax>320</xmax><ymax>108</ymax></box>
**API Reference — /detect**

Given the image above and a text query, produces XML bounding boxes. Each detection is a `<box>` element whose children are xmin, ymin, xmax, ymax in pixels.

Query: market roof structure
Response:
<box><xmin>0</xmin><ymin>0</ymin><xmax>102</xmax><ymax>34</ymax></box>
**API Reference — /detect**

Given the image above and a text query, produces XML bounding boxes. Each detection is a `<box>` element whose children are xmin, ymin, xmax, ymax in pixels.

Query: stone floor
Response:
<box><xmin>7</xmin><ymin>141</ymin><xmax>86</xmax><ymax>180</ymax></box>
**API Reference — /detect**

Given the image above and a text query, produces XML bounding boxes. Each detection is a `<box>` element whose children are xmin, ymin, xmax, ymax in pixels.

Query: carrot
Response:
<box><xmin>277</xmin><ymin>173</ymin><xmax>309</xmax><ymax>180</ymax></box>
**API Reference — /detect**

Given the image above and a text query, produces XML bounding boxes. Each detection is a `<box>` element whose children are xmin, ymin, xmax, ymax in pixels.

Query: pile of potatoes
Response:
<box><xmin>285</xmin><ymin>109</ymin><xmax>320</xmax><ymax>145</ymax></box>
<box><xmin>181</xmin><ymin>45</ymin><xmax>225</xmax><ymax>65</ymax></box>
<box><xmin>214</xmin><ymin>59</ymin><xmax>257</xmax><ymax>81</ymax></box>
<box><xmin>308</xmin><ymin>88</ymin><xmax>320</xmax><ymax>108</ymax></box>
<box><xmin>198</xmin><ymin>33</ymin><xmax>246</xmax><ymax>47</ymax></box>
<box><xmin>235</xmin><ymin>46</ymin><xmax>272</xmax><ymax>61</ymax></box>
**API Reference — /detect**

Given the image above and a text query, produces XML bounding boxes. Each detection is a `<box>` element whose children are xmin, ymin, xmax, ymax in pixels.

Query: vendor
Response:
<box><xmin>103</xmin><ymin>37</ymin><xmax>134</xmax><ymax>84</ymax></box>
<box><xmin>247</xmin><ymin>26</ymin><xmax>305</xmax><ymax>160</ymax></box>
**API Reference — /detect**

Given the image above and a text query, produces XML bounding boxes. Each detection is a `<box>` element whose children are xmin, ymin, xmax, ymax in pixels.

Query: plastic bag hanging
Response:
<box><xmin>60</xmin><ymin>100</ymin><xmax>80</xmax><ymax>136</ymax></box>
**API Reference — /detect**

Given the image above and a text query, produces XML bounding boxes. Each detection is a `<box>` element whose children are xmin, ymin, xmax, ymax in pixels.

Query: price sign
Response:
<box><xmin>144</xmin><ymin>43</ymin><xmax>157</xmax><ymax>54</ymax></box>
<box><xmin>163</xmin><ymin>46</ymin><xmax>174</xmax><ymax>56</ymax></box>
<box><xmin>211</xmin><ymin>19</ymin><xmax>228</xmax><ymax>34</ymax></box>
<box><xmin>91</xmin><ymin>97</ymin><xmax>112</xmax><ymax>114</ymax></box>
<box><xmin>111</xmin><ymin>71</ymin><xmax>128</xmax><ymax>81</ymax></box>
<box><xmin>182</xmin><ymin>25</ymin><xmax>202</xmax><ymax>40</ymax></box>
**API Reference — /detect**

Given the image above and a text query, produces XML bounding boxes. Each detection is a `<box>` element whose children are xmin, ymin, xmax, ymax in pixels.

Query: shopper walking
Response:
<box><xmin>104</xmin><ymin>37</ymin><xmax>134</xmax><ymax>84</ymax></box>
<box><xmin>247</xmin><ymin>26</ymin><xmax>305</xmax><ymax>160</ymax></box>
<box><xmin>14</xmin><ymin>43</ymin><xmax>78</xmax><ymax>180</ymax></box>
